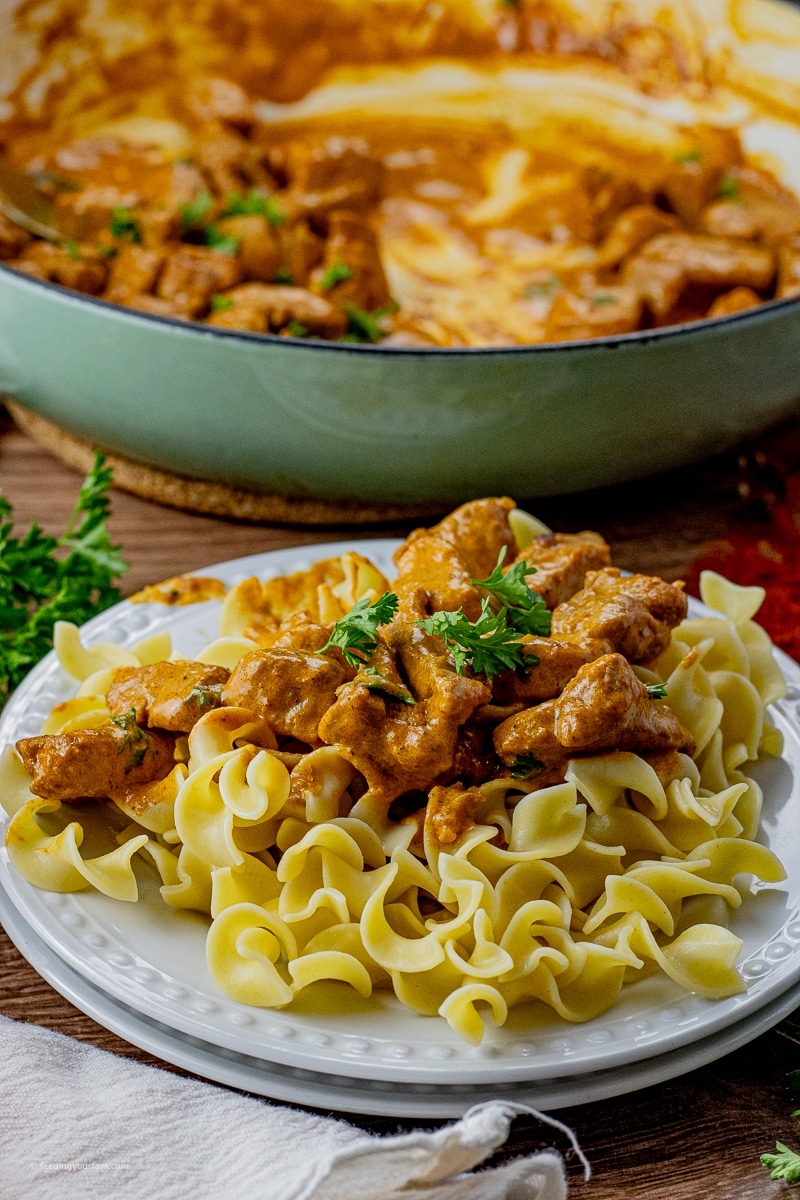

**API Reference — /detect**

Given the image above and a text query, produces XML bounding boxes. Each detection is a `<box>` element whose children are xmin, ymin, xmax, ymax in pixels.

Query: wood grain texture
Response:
<box><xmin>2</xmin><ymin>407</ymin><xmax>800</xmax><ymax>1196</ymax></box>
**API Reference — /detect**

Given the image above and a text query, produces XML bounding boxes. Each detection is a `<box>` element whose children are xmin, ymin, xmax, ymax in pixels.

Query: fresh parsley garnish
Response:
<box><xmin>62</xmin><ymin>240</ymin><xmax>82</xmax><ymax>261</ymax></box>
<box><xmin>187</xmin><ymin>683</ymin><xmax>220</xmax><ymax>710</ymax></box>
<box><xmin>510</xmin><ymin>754</ymin><xmax>545</xmax><ymax>780</ymax></box>
<box><xmin>417</xmin><ymin>599</ymin><xmax>529</xmax><ymax>679</ymax></box>
<box><xmin>221</xmin><ymin>189</ymin><xmax>285</xmax><ymax>227</ymax></box>
<box><xmin>0</xmin><ymin>452</ymin><xmax>127</xmax><ymax>709</ymax></box>
<box><xmin>762</xmin><ymin>1143</ymin><xmax>800</xmax><ymax>1183</ymax></box>
<box><xmin>180</xmin><ymin>191</ymin><xmax>213</xmax><ymax>231</ymax></box>
<box><xmin>674</xmin><ymin>149</ymin><xmax>702</xmax><ymax>164</ymax></box>
<box><xmin>273</xmin><ymin>268</ymin><xmax>293</xmax><ymax>285</ymax></box>
<box><xmin>342</xmin><ymin>302</ymin><xmax>397</xmax><ymax>343</ymax></box>
<box><xmin>286</xmin><ymin>321</ymin><xmax>309</xmax><ymax>338</ymax></box>
<box><xmin>591</xmin><ymin>293</ymin><xmax>618</xmax><ymax>307</ymax></box>
<box><xmin>97</xmin><ymin>244</ymin><xmax>118</xmax><ymax>259</ymax></box>
<box><xmin>645</xmin><ymin>682</ymin><xmax>668</xmax><ymax>699</ymax></box>
<box><xmin>211</xmin><ymin>294</ymin><xmax>234</xmax><ymax>313</ymax></box>
<box><xmin>110</xmin><ymin>708</ymin><xmax>150</xmax><ymax>772</ymax></box>
<box><xmin>523</xmin><ymin>278</ymin><xmax>560</xmax><ymax>300</ymax></box>
<box><xmin>718</xmin><ymin>173</ymin><xmax>741</xmax><ymax>201</ymax></box>
<box><xmin>203</xmin><ymin>226</ymin><xmax>240</xmax><ymax>255</ymax></box>
<box><xmin>109</xmin><ymin>207</ymin><xmax>142</xmax><ymax>243</ymax></box>
<box><xmin>321</xmin><ymin>593</ymin><xmax>399</xmax><ymax>668</ymax></box>
<box><xmin>472</xmin><ymin>547</ymin><xmax>551</xmax><ymax>637</ymax></box>
<box><xmin>320</xmin><ymin>261</ymin><xmax>353</xmax><ymax>291</ymax></box>
<box><xmin>360</xmin><ymin>666</ymin><xmax>415</xmax><ymax>705</ymax></box>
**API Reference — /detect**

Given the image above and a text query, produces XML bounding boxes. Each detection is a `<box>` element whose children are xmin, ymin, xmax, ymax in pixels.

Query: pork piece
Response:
<box><xmin>270</xmin><ymin>612</ymin><xmax>334</xmax><ymax>653</ymax></box>
<box><xmin>278</xmin><ymin>221</ymin><xmax>325</xmax><ymax>287</ymax></box>
<box><xmin>123</xmin><ymin>294</ymin><xmax>188</xmax><ymax>319</ymax></box>
<box><xmin>222</xmin><ymin>648</ymin><xmax>346</xmax><ymax>745</ymax></box>
<box><xmin>551</xmin><ymin>567</ymin><xmax>688</xmax><ymax>662</ymax></box>
<box><xmin>157</xmin><ymin>245</ymin><xmax>243</xmax><ymax>317</ymax></box>
<box><xmin>135</xmin><ymin>163</ymin><xmax>209</xmax><ymax>248</ymax></box>
<box><xmin>313</xmin><ymin>210</ymin><xmax>390</xmax><ymax>311</ymax></box>
<box><xmin>214</xmin><ymin>215</ymin><xmax>282</xmax><ymax>281</ymax></box>
<box><xmin>318</xmin><ymin>622</ymin><xmax>490</xmax><ymax>804</ymax></box>
<box><xmin>422</xmin><ymin>497</ymin><xmax>518</xmax><ymax>580</ymax></box>
<box><xmin>206</xmin><ymin>282</ymin><xmax>347</xmax><ymax>337</ymax></box>
<box><xmin>187</xmin><ymin>78</ymin><xmax>256</xmax><ymax>130</ymax></box>
<box><xmin>12</xmin><ymin>242</ymin><xmax>107</xmax><ymax>294</ymax></box>
<box><xmin>778</xmin><ymin>239</ymin><xmax>800</xmax><ymax>299</ymax></box>
<box><xmin>624</xmin><ymin>233</ymin><xmax>775</xmax><ymax>318</ymax></box>
<box><xmin>107</xmin><ymin>661</ymin><xmax>230</xmax><ymax>733</ymax></box>
<box><xmin>660</xmin><ymin>155</ymin><xmax>728</xmax><ymax>225</ymax></box>
<box><xmin>104</xmin><ymin>244</ymin><xmax>165</xmax><ymax>304</ymax></box>
<box><xmin>434</xmin><ymin>719</ymin><xmax>500</xmax><ymax>788</ymax></box>
<box><xmin>493</xmin><ymin>653</ymin><xmax>695</xmax><ymax>771</ymax></box>
<box><xmin>596</xmin><ymin>205</ymin><xmax>679</xmax><ymax>268</ymax></box>
<box><xmin>699</xmin><ymin>167</ymin><xmax>800</xmax><ymax>244</ymax></box>
<box><xmin>193</xmin><ymin>119</ymin><xmax>273</xmax><ymax>198</ymax></box>
<box><xmin>16</xmin><ymin>722</ymin><xmax>176</xmax><ymax>802</ymax></box>
<box><xmin>545</xmin><ymin>285</ymin><xmax>643</xmax><ymax>341</ymax></box>
<box><xmin>706</xmin><ymin>286</ymin><xmax>761</xmax><ymax>319</ymax></box>
<box><xmin>392</xmin><ymin>534</ymin><xmax>484</xmax><ymax>621</ymax></box>
<box><xmin>511</xmin><ymin>531</ymin><xmax>611</xmax><ymax>610</ymax></box>
<box><xmin>584</xmin><ymin>169</ymin><xmax>644</xmax><ymax>240</ymax></box>
<box><xmin>424</xmin><ymin>782</ymin><xmax>486</xmax><ymax>847</ymax></box>
<box><xmin>286</xmin><ymin>137</ymin><xmax>383</xmax><ymax>217</ymax></box>
<box><xmin>0</xmin><ymin>210</ymin><xmax>31</xmax><ymax>259</ymax></box>
<box><xmin>491</xmin><ymin>638</ymin><xmax>599</xmax><ymax>706</ymax></box>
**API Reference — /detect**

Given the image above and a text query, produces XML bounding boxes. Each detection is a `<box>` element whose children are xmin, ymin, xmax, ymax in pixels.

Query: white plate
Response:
<box><xmin>3</xmin><ymin>879</ymin><xmax>800</xmax><ymax>1119</ymax></box>
<box><xmin>1</xmin><ymin>540</ymin><xmax>800</xmax><ymax>1088</ymax></box>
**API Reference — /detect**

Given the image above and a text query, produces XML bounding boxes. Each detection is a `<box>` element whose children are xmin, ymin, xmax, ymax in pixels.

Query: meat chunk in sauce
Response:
<box><xmin>423</xmin><ymin>497</ymin><xmax>517</xmax><ymax>580</ymax></box>
<box><xmin>551</xmin><ymin>567</ymin><xmax>688</xmax><ymax>661</ymax></box>
<box><xmin>156</xmin><ymin>244</ymin><xmax>243</xmax><ymax>317</ymax></box>
<box><xmin>206</xmin><ymin>282</ymin><xmax>347</xmax><ymax>336</ymax></box>
<box><xmin>493</xmin><ymin>652</ymin><xmax>695</xmax><ymax>771</ymax></box>
<box><xmin>318</xmin><ymin>623</ymin><xmax>490</xmax><ymax>804</ymax></box>
<box><xmin>16</xmin><ymin>722</ymin><xmax>176</xmax><ymax>802</ymax></box>
<box><xmin>287</xmin><ymin>137</ymin><xmax>383</xmax><ymax>217</ymax></box>
<box><xmin>213</xmin><ymin>215</ymin><xmax>283</xmax><ymax>282</ymax></box>
<box><xmin>512</xmin><ymin>531</ymin><xmax>611</xmax><ymax>610</ymax></box>
<box><xmin>13</xmin><ymin>242</ymin><xmax>108</xmax><ymax>294</ymax></box>
<box><xmin>312</xmin><ymin>210</ymin><xmax>390</xmax><ymax>311</ymax></box>
<box><xmin>624</xmin><ymin>233</ymin><xmax>775</xmax><ymax>318</ymax></box>
<box><xmin>778</xmin><ymin>239</ymin><xmax>800</xmax><ymax>299</ymax></box>
<box><xmin>491</xmin><ymin>638</ymin><xmax>600</xmax><ymax>706</ymax></box>
<box><xmin>699</xmin><ymin>167</ymin><xmax>800</xmax><ymax>244</ymax></box>
<box><xmin>424</xmin><ymin>781</ymin><xmax>486</xmax><ymax>847</ymax></box>
<box><xmin>104</xmin><ymin>244</ymin><xmax>166</xmax><ymax>305</ymax></box>
<box><xmin>222</xmin><ymin>648</ymin><xmax>346</xmax><ymax>745</ymax></box>
<box><xmin>545</xmin><ymin>285</ymin><xmax>643</xmax><ymax>341</ymax></box>
<box><xmin>707</xmin><ymin>286</ymin><xmax>761</xmax><ymax>319</ymax></box>
<box><xmin>107</xmin><ymin>661</ymin><xmax>230</xmax><ymax>732</ymax></box>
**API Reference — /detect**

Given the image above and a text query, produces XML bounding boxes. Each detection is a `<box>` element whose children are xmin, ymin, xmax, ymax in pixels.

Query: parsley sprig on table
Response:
<box><xmin>472</xmin><ymin>547</ymin><xmax>551</xmax><ymax>637</ymax></box>
<box><xmin>0</xmin><ymin>453</ymin><xmax>127</xmax><ymax>709</ymax></box>
<box><xmin>418</xmin><ymin>599</ymin><xmax>530</xmax><ymax>679</ymax></box>
<box><xmin>321</xmin><ymin>593</ymin><xmax>400</xmax><ymax>668</ymax></box>
<box><xmin>762</xmin><ymin>1142</ymin><xmax>800</xmax><ymax>1183</ymax></box>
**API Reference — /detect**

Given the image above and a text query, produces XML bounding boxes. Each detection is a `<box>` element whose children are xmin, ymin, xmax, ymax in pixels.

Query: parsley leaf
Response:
<box><xmin>342</xmin><ymin>302</ymin><xmax>397</xmax><ymax>343</ymax></box>
<box><xmin>472</xmin><ymin>547</ymin><xmax>551</xmax><ymax>637</ymax></box>
<box><xmin>591</xmin><ymin>293</ymin><xmax>618</xmax><ymax>307</ymax></box>
<box><xmin>762</xmin><ymin>1143</ymin><xmax>800</xmax><ymax>1183</ymax></box>
<box><xmin>674</xmin><ymin>148</ymin><xmax>703</xmax><ymax>164</ymax></box>
<box><xmin>321</xmin><ymin>261</ymin><xmax>353</xmax><ymax>291</ymax></box>
<box><xmin>718</xmin><ymin>173</ymin><xmax>741</xmax><ymax>201</ymax></box>
<box><xmin>523</xmin><ymin>277</ymin><xmax>560</xmax><ymax>300</ymax></box>
<box><xmin>322</xmin><ymin>593</ymin><xmax>400</xmax><ymax>668</ymax></box>
<box><xmin>180</xmin><ymin>191</ymin><xmax>213</xmax><ymax>231</ymax></box>
<box><xmin>360</xmin><ymin>666</ymin><xmax>415</xmax><ymax>705</ymax></box>
<box><xmin>645</xmin><ymin>682</ymin><xmax>668</xmax><ymax>699</ymax></box>
<box><xmin>203</xmin><ymin>225</ymin><xmax>240</xmax><ymax>255</ymax></box>
<box><xmin>62</xmin><ymin>240</ymin><xmax>82</xmax><ymax>261</ymax></box>
<box><xmin>0</xmin><ymin>452</ymin><xmax>127</xmax><ymax>710</ymax></box>
<box><xmin>510</xmin><ymin>753</ymin><xmax>545</xmax><ymax>780</ymax></box>
<box><xmin>286</xmin><ymin>321</ymin><xmax>309</xmax><ymax>338</ymax></box>
<box><xmin>109</xmin><ymin>708</ymin><xmax>150</xmax><ymax>772</ymax></box>
<box><xmin>221</xmin><ymin>189</ymin><xmax>285</xmax><ymax>227</ymax></box>
<box><xmin>273</xmin><ymin>268</ymin><xmax>293</xmax><ymax>285</ymax></box>
<box><xmin>109</xmin><ymin>207</ymin><xmax>142</xmax><ymax>243</ymax></box>
<box><xmin>418</xmin><ymin>599</ymin><xmax>529</xmax><ymax>678</ymax></box>
<box><xmin>211</xmin><ymin>294</ymin><xmax>234</xmax><ymax>313</ymax></box>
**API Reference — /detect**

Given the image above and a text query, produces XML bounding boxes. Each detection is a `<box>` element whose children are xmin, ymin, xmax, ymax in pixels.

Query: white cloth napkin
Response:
<box><xmin>0</xmin><ymin>1015</ymin><xmax>588</xmax><ymax>1200</ymax></box>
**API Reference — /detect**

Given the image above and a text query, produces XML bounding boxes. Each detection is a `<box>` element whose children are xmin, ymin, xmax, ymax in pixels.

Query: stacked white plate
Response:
<box><xmin>1</xmin><ymin>540</ymin><xmax>799</xmax><ymax>1118</ymax></box>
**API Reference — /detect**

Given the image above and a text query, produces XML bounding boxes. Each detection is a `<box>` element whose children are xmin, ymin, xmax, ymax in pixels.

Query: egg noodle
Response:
<box><xmin>0</xmin><ymin>514</ymin><xmax>790</xmax><ymax>1044</ymax></box>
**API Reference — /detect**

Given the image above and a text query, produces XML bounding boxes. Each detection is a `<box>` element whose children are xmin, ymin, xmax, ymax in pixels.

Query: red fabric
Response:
<box><xmin>688</xmin><ymin>476</ymin><xmax>800</xmax><ymax>662</ymax></box>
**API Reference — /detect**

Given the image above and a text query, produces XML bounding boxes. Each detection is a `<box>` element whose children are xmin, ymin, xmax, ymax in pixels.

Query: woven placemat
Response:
<box><xmin>7</xmin><ymin>401</ymin><xmax>444</xmax><ymax>526</ymax></box>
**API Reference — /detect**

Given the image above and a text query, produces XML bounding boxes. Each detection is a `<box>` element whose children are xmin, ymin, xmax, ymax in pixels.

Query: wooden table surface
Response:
<box><xmin>2</xmin><ymin>406</ymin><xmax>800</xmax><ymax>1198</ymax></box>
